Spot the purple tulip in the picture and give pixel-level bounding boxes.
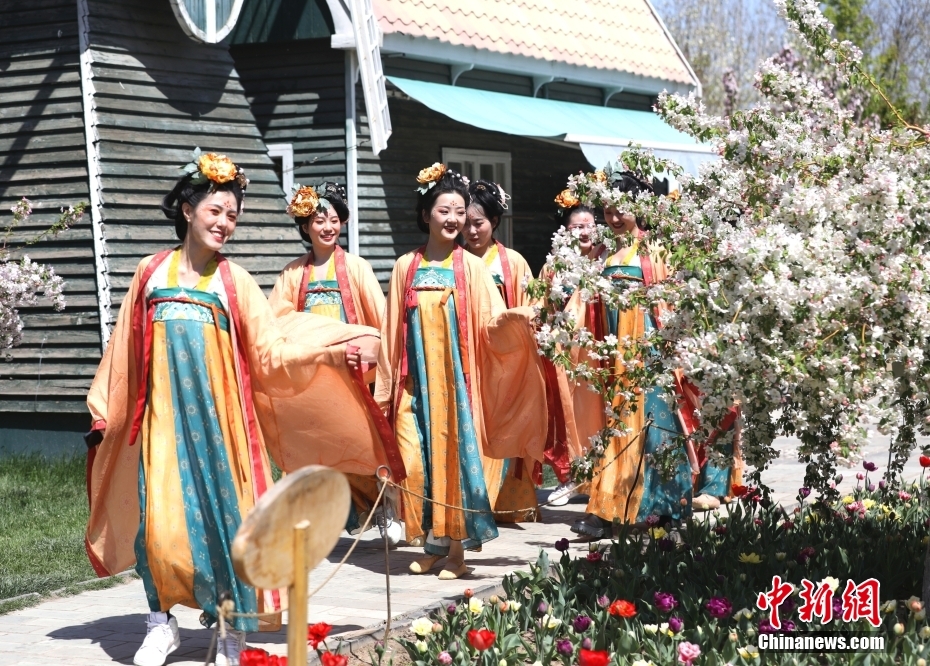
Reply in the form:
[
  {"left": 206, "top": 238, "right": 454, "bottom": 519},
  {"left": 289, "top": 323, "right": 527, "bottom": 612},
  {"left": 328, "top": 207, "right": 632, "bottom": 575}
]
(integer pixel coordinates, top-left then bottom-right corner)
[
  {"left": 556, "top": 639, "right": 573, "bottom": 656},
  {"left": 555, "top": 538, "right": 570, "bottom": 552},
  {"left": 573, "top": 615, "right": 592, "bottom": 633},
  {"left": 597, "top": 595, "right": 610, "bottom": 608},
  {"left": 781, "top": 597, "right": 796, "bottom": 613},
  {"left": 537, "top": 602, "right": 549, "bottom": 614},
  {"left": 654, "top": 592, "right": 679, "bottom": 613},
  {"left": 782, "top": 620, "right": 797, "bottom": 632},
  {"left": 658, "top": 538, "right": 675, "bottom": 552},
  {"left": 798, "top": 487, "right": 811, "bottom": 498},
  {"left": 438, "top": 652, "right": 453, "bottom": 665},
  {"left": 705, "top": 596, "right": 733, "bottom": 619},
  {"left": 758, "top": 619, "right": 778, "bottom": 634},
  {"left": 715, "top": 575, "right": 726, "bottom": 584},
  {"left": 447, "top": 604, "right": 457, "bottom": 614},
  {"left": 832, "top": 597, "right": 844, "bottom": 616},
  {"left": 867, "top": 483, "right": 876, "bottom": 492},
  {"left": 863, "top": 461, "right": 877, "bottom": 472},
  {"left": 669, "top": 616, "right": 683, "bottom": 633},
  {"left": 581, "top": 637, "right": 593, "bottom": 650},
  {"left": 645, "top": 514, "right": 660, "bottom": 526},
  {"left": 694, "top": 553, "right": 704, "bottom": 562},
  {"left": 879, "top": 480, "right": 887, "bottom": 490}
]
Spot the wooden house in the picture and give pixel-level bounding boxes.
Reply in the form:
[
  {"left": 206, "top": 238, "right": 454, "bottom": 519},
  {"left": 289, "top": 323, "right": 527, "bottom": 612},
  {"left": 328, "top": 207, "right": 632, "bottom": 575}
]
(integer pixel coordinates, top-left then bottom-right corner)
[{"left": 0, "top": 0, "right": 705, "bottom": 453}]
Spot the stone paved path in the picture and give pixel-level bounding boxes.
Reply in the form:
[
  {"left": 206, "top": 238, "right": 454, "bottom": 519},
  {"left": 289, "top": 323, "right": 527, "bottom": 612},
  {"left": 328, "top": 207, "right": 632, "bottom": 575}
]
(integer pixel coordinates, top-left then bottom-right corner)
[{"left": 1, "top": 434, "right": 926, "bottom": 665}]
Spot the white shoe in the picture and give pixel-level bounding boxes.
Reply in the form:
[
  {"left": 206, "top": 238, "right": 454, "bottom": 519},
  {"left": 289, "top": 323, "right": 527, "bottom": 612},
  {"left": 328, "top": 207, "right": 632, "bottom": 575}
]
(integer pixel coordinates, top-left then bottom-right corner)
[
  {"left": 547, "top": 482, "right": 578, "bottom": 507},
  {"left": 215, "top": 629, "right": 247, "bottom": 666},
  {"left": 693, "top": 493, "right": 721, "bottom": 511},
  {"left": 133, "top": 613, "right": 180, "bottom": 666},
  {"left": 375, "top": 507, "right": 402, "bottom": 547}
]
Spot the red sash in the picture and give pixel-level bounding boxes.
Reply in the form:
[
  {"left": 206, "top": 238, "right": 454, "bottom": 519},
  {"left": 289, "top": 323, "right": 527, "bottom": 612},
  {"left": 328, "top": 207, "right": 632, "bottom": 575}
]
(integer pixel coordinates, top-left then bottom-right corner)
[
  {"left": 295, "top": 246, "right": 359, "bottom": 324},
  {"left": 127, "top": 249, "right": 174, "bottom": 446},
  {"left": 495, "top": 240, "right": 515, "bottom": 308}
]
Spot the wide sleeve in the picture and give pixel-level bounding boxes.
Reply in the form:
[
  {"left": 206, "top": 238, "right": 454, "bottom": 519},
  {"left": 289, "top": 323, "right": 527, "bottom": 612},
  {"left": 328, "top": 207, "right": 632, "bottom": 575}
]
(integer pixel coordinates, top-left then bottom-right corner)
[
  {"left": 353, "top": 255, "right": 386, "bottom": 329},
  {"left": 508, "top": 250, "right": 533, "bottom": 308},
  {"left": 472, "top": 260, "right": 548, "bottom": 462},
  {"left": 234, "top": 268, "right": 347, "bottom": 397},
  {"left": 86, "top": 259, "right": 147, "bottom": 429},
  {"left": 373, "top": 256, "right": 409, "bottom": 412},
  {"left": 85, "top": 257, "right": 152, "bottom": 577},
  {"left": 267, "top": 256, "right": 304, "bottom": 318}
]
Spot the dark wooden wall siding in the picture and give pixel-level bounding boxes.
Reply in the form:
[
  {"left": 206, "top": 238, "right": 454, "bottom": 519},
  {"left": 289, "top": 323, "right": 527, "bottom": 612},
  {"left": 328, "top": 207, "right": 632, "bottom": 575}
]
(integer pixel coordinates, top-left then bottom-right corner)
[
  {"left": 85, "top": 0, "right": 302, "bottom": 312},
  {"left": 0, "top": 0, "right": 100, "bottom": 414},
  {"left": 356, "top": 89, "right": 590, "bottom": 286},
  {"left": 230, "top": 38, "right": 346, "bottom": 258},
  {"left": 383, "top": 57, "right": 450, "bottom": 85}
]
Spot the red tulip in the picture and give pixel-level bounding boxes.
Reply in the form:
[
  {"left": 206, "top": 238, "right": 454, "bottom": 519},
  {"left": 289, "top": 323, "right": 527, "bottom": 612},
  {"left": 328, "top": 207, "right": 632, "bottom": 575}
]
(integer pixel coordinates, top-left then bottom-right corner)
[
  {"left": 467, "top": 628, "right": 496, "bottom": 651},
  {"left": 730, "top": 484, "right": 748, "bottom": 497},
  {"left": 308, "top": 622, "right": 333, "bottom": 648},
  {"left": 920, "top": 455, "right": 930, "bottom": 468},
  {"left": 608, "top": 600, "right": 637, "bottom": 618},
  {"left": 241, "top": 649, "right": 282, "bottom": 666},
  {"left": 579, "top": 649, "right": 611, "bottom": 666},
  {"left": 320, "top": 653, "right": 347, "bottom": 666}
]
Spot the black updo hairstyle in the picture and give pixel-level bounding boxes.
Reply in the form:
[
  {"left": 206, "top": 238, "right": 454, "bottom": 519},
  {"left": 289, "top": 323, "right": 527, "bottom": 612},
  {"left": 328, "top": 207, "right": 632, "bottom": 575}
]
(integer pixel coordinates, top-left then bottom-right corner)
[
  {"left": 294, "top": 181, "right": 350, "bottom": 244},
  {"left": 415, "top": 169, "right": 470, "bottom": 233},
  {"left": 467, "top": 180, "right": 506, "bottom": 231},
  {"left": 607, "top": 171, "right": 655, "bottom": 230},
  {"left": 555, "top": 203, "right": 598, "bottom": 225},
  {"left": 161, "top": 174, "right": 245, "bottom": 241}
]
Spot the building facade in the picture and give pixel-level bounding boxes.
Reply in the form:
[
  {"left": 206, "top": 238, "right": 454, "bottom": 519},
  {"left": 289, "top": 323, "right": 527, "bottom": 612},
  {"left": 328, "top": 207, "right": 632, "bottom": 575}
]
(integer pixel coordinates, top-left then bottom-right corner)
[{"left": 0, "top": 0, "right": 702, "bottom": 453}]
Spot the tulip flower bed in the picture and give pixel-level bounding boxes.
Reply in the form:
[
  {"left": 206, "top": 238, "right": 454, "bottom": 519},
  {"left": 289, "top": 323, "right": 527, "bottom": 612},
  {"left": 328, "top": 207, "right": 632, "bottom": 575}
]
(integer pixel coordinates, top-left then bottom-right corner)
[{"left": 385, "top": 483, "right": 930, "bottom": 666}]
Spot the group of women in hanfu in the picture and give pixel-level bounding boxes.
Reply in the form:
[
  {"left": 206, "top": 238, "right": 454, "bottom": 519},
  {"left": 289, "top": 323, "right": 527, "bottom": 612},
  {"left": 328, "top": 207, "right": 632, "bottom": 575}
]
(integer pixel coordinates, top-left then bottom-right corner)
[{"left": 82, "top": 153, "right": 742, "bottom": 666}]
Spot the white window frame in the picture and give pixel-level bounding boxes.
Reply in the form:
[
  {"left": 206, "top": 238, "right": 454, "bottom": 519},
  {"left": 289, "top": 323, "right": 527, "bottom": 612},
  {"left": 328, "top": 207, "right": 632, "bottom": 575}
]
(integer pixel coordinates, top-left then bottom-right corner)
[
  {"left": 266, "top": 143, "right": 294, "bottom": 199},
  {"left": 441, "top": 148, "right": 513, "bottom": 247},
  {"left": 168, "top": 0, "right": 245, "bottom": 44}
]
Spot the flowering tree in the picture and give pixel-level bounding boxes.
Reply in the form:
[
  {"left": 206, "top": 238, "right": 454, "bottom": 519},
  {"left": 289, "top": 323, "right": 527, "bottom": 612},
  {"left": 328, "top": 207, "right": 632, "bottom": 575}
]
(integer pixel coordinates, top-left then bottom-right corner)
[
  {"left": 530, "top": 0, "right": 930, "bottom": 496},
  {"left": 1, "top": 198, "right": 85, "bottom": 353}
]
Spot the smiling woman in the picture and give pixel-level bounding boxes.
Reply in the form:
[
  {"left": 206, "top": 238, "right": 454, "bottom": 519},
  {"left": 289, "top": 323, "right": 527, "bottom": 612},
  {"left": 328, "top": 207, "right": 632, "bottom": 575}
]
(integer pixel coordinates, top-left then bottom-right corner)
[
  {"left": 83, "top": 152, "right": 376, "bottom": 666},
  {"left": 374, "top": 164, "right": 547, "bottom": 581}
]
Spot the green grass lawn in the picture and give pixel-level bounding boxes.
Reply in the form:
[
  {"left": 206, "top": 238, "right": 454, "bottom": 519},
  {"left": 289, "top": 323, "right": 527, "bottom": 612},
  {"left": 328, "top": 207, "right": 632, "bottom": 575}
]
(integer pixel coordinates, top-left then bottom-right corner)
[{"left": 0, "top": 455, "right": 98, "bottom": 602}]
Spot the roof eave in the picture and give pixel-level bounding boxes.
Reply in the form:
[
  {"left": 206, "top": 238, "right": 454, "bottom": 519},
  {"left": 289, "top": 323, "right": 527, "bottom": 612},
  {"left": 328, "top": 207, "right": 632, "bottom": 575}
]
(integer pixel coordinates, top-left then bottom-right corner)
[{"left": 380, "top": 32, "right": 697, "bottom": 98}]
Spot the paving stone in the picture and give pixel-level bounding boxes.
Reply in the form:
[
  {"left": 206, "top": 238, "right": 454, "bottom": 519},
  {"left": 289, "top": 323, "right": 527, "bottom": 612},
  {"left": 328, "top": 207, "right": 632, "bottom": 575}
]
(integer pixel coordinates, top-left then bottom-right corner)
[{"left": 4, "top": 435, "right": 925, "bottom": 664}]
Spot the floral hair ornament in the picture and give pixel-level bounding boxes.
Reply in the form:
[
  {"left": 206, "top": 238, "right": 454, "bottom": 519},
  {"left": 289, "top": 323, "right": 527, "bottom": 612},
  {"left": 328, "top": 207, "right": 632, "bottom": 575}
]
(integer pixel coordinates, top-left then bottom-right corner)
[
  {"left": 286, "top": 183, "right": 330, "bottom": 219},
  {"left": 182, "top": 147, "right": 248, "bottom": 191},
  {"left": 554, "top": 189, "right": 580, "bottom": 209},
  {"left": 416, "top": 162, "right": 447, "bottom": 194}
]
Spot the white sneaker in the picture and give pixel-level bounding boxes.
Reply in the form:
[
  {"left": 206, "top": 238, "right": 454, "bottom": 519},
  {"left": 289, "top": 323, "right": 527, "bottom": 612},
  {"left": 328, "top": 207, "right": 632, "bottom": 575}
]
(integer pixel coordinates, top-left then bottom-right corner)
[
  {"left": 375, "top": 507, "right": 402, "bottom": 547},
  {"left": 547, "top": 482, "right": 578, "bottom": 507},
  {"left": 133, "top": 613, "right": 180, "bottom": 666},
  {"left": 215, "top": 629, "right": 247, "bottom": 666}
]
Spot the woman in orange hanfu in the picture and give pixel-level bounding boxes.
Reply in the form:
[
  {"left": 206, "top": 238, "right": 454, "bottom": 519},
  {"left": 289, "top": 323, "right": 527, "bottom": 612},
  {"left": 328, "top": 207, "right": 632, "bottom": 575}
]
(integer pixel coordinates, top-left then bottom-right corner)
[
  {"left": 375, "top": 165, "right": 546, "bottom": 579},
  {"left": 540, "top": 195, "right": 598, "bottom": 508},
  {"left": 84, "top": 153, "right": 379, "bottom": 666},
  {"left": 268, "top": 182, "right": 400, "bottom": 544},
  {"left": 567, "top": 172, "right": 700, "bottom": 539},
  {"left": 461, "top": 179, "right": 538, "bottom": 523}
]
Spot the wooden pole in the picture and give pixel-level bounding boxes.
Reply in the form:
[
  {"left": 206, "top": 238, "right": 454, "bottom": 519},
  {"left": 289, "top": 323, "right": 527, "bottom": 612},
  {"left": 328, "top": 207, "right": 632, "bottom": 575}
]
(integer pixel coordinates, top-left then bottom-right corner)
[{"left": 288, "top": 520, "right": 311, "bottom": 666}]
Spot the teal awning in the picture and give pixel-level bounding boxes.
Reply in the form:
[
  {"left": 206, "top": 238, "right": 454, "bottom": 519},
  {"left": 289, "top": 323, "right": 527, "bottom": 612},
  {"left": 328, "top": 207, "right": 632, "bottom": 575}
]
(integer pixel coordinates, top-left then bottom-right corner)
[{"left": 387, "top": 76, "right": 716, "bottom": 175}]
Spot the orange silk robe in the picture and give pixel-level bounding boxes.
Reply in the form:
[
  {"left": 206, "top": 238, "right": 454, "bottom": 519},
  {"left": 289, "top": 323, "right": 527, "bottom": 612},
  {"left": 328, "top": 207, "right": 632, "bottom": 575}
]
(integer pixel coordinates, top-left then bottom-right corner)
[
  {"left": 86, "top": 253, "right": 383, "bottom": 588},
  {"left": 374, "top": 249, "right": 547, "bottom": 545}
]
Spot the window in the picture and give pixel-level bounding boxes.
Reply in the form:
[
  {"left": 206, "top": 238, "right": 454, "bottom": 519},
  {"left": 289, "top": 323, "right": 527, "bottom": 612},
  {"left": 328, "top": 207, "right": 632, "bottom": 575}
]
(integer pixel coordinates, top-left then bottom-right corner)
[
  {"left": 266, "top": 143, "right": 294, "bottom": 198},
  {"left": 169, "top": 0, "right": 245, "bottom": 43},
  {"left": 442, "top": 148, "right": 513, "bottom": 247}
]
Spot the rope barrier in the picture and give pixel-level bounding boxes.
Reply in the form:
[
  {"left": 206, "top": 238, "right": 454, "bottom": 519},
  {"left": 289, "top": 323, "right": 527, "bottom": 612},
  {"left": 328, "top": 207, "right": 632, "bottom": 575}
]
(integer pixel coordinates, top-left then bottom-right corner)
[{"left": 205, "top": 420, "right": 657, "bottom": 663}]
